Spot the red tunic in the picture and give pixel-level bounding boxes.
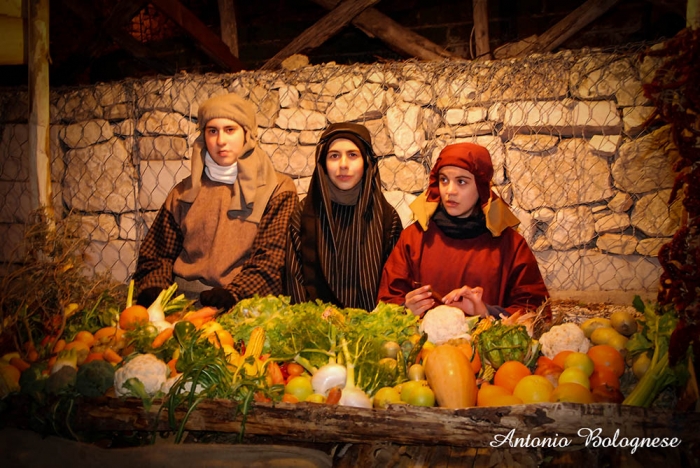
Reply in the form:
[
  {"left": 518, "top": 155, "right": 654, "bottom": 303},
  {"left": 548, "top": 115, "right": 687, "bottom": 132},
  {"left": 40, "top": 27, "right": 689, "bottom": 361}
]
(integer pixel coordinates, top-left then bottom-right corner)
[{"left": 377, "top": 222, "right": 549, "bottom": 315}]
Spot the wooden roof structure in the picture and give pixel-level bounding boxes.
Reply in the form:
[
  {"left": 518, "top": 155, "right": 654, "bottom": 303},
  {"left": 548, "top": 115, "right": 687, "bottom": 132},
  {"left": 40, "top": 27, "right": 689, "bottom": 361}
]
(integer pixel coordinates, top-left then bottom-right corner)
[{"left": 0, "top": 0, "right": 694, "bottom": 86}]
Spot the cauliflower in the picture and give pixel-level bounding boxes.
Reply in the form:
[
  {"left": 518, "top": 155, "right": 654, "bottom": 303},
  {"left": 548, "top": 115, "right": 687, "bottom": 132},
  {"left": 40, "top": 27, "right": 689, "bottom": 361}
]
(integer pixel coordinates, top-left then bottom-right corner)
[
  {"left": 161, "top": 374, "right": 205, "bottom": 395},
  {"left": 538, "top": 323, "right": 591, "bottom": 359},
  {"left": 113, "top": 353, "right": 169, "bottom": 398},
  {"left": 419, "top": 305, "right": 478, "bottom": 345}
]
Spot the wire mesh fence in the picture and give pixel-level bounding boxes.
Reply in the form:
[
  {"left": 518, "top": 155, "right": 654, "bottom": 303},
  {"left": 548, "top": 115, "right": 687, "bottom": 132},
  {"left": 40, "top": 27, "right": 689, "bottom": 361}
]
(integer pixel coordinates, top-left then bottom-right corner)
[{"left": 0, "top": 43, "right": 680, "bottom": 299}]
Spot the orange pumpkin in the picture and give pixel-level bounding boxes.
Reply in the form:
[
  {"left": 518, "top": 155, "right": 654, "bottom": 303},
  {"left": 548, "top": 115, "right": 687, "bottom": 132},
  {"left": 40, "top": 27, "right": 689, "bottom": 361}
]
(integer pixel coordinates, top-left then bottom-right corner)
[{"left": 423, "top": 344, "right": 477, "bottom": 408}]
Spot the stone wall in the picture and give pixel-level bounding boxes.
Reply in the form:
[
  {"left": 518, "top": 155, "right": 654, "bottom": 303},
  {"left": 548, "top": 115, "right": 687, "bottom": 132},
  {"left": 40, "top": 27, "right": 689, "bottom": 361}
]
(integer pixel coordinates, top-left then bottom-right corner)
[{"left": 0, "top": 49, "right": 679, "bottom": 301}]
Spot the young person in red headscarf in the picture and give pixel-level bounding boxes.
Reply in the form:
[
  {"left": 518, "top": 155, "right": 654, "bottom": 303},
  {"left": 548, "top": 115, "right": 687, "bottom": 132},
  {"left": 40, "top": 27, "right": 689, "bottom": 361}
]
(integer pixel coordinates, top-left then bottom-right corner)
[{"left": 377, "top": 142, "right": 548, "bottom": 318}]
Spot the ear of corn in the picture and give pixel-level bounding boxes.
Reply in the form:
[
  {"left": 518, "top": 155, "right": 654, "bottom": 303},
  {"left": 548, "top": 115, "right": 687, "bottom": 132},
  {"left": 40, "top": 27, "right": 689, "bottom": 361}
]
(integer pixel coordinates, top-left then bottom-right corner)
[{"left": 244, "top": 327, "right": 265, "bottom": 359}]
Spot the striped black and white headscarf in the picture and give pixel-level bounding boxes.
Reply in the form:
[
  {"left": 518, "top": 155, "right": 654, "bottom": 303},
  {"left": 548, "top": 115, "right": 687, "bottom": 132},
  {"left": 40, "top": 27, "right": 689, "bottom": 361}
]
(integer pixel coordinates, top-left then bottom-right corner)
[{"left": 299, "top": 122, "right": 396, "bottom": 310}]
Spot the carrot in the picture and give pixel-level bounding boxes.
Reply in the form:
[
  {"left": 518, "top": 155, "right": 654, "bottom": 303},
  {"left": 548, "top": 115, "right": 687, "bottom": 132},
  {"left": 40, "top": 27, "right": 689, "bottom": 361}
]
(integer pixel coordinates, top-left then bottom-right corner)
[
  {"left": 183, "top": 307, "right": 218, "bottom": 322},
  {"left": 104, "top": 348, "right": 123, "bottom": 364},
  {"left": 9, "top": 357, "right": 30, "bottom": 372},
  {"left": 326, "top": 387, "right": 342, "bottom": 405},
  {"left": 52, "top": 339, "right": 66, "bottom": 354},
  {"left": 167, "top": 358, "right": 178, "bottom": 377},
  {"left": 84, "top": 352, "right": 105, "bottom": 364},
  {"left": 151, "top": 328, "right": 174, "bottom": 348}
]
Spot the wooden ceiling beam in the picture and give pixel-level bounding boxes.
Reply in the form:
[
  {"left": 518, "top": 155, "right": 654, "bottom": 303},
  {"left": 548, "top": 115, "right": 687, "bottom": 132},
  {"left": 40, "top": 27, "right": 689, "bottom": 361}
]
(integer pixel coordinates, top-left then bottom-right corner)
[
  {"left": 310, "top": 0, "right": 460, "bottom": 61},
  {"left": 149, "top": 0, "right": 244, "bottom": 71},
  {"left": 515, "top": 0, "right": 621, "bottom": 57},
  {"left": 261, "top": 0, "right": 380, "bottom": 70}
]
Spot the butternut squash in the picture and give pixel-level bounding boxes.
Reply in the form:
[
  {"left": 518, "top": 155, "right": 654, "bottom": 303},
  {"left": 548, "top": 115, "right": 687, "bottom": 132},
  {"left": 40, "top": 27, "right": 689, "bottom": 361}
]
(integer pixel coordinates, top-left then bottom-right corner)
[{"left": 423, "top": 344, "right": 477, "bottom": 408}]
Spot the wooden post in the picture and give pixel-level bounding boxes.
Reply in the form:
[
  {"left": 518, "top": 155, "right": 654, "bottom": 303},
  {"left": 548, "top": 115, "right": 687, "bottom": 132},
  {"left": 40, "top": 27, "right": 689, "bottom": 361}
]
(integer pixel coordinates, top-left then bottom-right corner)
[
  {"left": 28, "top": 0, "right": 53, "bottom": 220},
  {"left": 473, "top": 0, "right": 491, "bottom": 59},
  {"left": 217, "top": 0, "right": 239, "bottom": 57}
]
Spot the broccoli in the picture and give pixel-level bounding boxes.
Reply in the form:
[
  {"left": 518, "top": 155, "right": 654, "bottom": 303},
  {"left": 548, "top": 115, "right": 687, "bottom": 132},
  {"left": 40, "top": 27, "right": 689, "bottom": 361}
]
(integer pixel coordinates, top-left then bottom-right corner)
[
  {"left": 19, "top": 363, "right": 49, "bottom": 400},
  {"left": 45, "top": 366, "right": 77, "bottom": 395},
  {"left": 75, "top": 360, "right": 115, "bottom": 398}
]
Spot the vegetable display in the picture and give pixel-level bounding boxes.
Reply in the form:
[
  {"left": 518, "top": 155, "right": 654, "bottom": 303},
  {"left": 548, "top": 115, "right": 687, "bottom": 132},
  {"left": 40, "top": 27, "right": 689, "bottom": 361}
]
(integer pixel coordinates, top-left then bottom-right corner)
[{"left": 0, "top": 287, "right": 696, "bottom": 443}]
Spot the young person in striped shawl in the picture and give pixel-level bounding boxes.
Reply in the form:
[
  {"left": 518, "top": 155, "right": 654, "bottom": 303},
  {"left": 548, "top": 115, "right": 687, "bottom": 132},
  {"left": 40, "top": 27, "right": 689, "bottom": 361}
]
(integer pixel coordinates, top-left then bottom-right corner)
[
  {"left": 285, "top": 122, "right": 403, "bottom": 311},
  {"left": 378, "top": 142, "right": 548, "bottom": 318},
  {"left": 133, "top": 93, "right": 297, "bottom": 312}
]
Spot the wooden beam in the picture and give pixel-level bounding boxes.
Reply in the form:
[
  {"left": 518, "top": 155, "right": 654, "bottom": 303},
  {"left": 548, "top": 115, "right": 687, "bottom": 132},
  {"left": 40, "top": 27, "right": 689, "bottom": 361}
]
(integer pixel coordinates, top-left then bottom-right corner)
[
  {"left": 261, "top": 0, "right": 380, "bottom": 70},
  {"left": 310, "top": 0, "right": 460, "bottom": 61},
  {"left": 472, "top": 0, "right": 491, "bottom": 59},
  {"left": 493, "top": 34, "right": 538, "bottom": 59},
  {"left": 516, "top": 0, "right": 621, "bottom": 56},
  {"left": 28, "top": 0, "right": 53, "bottom": 219},
  {"left": 217, "top": 0, "right": 239, "bottom": 57},
  {"left": 149, "top": 0, "right": 244, "bottom": 71}
]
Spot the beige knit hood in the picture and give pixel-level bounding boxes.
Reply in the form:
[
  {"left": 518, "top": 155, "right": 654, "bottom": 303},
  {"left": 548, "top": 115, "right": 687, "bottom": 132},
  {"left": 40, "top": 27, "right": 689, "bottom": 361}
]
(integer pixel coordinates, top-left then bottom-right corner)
[{"left": 179, "top": 93, "right": 278, "bottom": 224}]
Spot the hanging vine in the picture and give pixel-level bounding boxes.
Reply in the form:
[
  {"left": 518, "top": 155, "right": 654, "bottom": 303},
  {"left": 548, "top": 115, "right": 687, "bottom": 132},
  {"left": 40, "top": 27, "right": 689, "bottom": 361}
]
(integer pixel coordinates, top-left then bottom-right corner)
[{"left": 642, "top": 28, "right": 700, "bottom": 364}]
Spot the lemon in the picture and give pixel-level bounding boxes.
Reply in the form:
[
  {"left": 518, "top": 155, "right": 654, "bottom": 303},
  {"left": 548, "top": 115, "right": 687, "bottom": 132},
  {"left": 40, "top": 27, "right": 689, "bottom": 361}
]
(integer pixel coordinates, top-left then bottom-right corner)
[
  {"left": 373, "top": 387, "right": 402, "bottom": 408},
  {"left": 579, "top": 318, "right": 612, "bottom": 339},
  {"left": 610, "top": 310, "right": 638, "bottom": 337},
  {"left": 632, "top": 353, "right": 651, "bottom": 379},
  {"left": 607, "top": 333, "right": 629, "bottom": 353},
  {"left": 590, "top": 326, "right": 624, "bottom": 346}
]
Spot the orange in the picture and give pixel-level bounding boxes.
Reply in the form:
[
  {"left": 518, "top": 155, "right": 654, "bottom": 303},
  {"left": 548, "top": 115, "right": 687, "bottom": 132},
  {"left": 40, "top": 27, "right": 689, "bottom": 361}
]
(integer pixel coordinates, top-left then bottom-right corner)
[
  {"left": 550, "top": 382, "right": 593, "bottom": 404},
  {"left": 552, "top": 350, "right": 574, "bottom": 369},
  {"left": 74, "top": 330, "right": 95, "bottom": 347},
  {"left": 587, "top": 345, "right": 625, "bottom": 378},
  {"left": 477, "top": 383, "right": 512, "bottom": 407},
  {"left": 455, "top": 342, "right": 482, "bottom": 374},
  {"left": 513, "top": 375, "right": 554, "bottom": 403},
  {"left": 119, "top": 305, "right": 150, "bottom": 330},
  {"left": 494, "top": 361, "right": 531, "bottom": 393}
]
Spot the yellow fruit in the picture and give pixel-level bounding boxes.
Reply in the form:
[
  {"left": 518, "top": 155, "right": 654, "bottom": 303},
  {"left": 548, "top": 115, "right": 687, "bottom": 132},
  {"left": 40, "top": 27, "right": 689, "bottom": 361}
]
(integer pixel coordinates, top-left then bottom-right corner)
[
  {"left": 477, "top": 384, "right": 512, "bottom": 407},
  {"left": 610, "top": 310, "right": 638, "bottom": 336},
  {"left": 373, "top": 387, "right": 402, "bottom": 408},
  {"left": 400, "top": 379, "right": 429, "bottom": 403},
  {"left": 563, "top": 352, "right": 595, "bottom": 377},
  {"left": 306, "top": 393, "right": 326, "bottom": 404},
  {"left": 590, "top": 326, "right": 625, "bottom": 346},
  {"left": 607, "top": 334, "right": 629, "bottom": 353},
  {"left": 579, "top": 318, "right": 612, "bottom": 339},
  {"left": 550, "top": 382, "right": 593, "bottom": 404},
  {"left": 632, "top": 353, "right": 652, "bottom": 379},
  {"left": 558, "top": 367, "right": 590, "bottom": 390},
  {"left": 513, "top": 375, "right": 554, "bottom": 404}
]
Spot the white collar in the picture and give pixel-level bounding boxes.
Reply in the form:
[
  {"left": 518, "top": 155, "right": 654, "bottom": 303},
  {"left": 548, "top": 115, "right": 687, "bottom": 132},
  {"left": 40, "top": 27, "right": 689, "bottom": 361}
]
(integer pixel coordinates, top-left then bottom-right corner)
[{"left": 204, "top": 151, "right": 238, "bottom": 184}]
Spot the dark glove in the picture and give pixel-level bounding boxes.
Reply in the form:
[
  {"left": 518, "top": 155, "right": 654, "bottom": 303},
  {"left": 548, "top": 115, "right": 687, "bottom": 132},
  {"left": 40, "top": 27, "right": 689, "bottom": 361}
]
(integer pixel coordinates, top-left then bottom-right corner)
[
  {"left": 200, "top": 287, "right": 235, "bottom": 310},
  {"left": 136, "top": 287, "right": 162, "bottom": 307}
]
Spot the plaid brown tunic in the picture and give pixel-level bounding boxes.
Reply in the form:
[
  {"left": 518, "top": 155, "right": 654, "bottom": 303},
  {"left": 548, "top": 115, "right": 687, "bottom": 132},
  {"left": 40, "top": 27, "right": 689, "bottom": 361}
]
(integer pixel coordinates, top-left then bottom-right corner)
[{"left": 134, "top": 173, "right": 297, "bottom": 303}]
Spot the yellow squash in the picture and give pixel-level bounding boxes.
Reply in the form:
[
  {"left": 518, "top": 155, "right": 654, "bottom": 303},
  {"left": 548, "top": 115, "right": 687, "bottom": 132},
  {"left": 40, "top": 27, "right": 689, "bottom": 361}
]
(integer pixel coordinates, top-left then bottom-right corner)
[{"left": 423, "top": 344, "right": 477, "bottom": 409}]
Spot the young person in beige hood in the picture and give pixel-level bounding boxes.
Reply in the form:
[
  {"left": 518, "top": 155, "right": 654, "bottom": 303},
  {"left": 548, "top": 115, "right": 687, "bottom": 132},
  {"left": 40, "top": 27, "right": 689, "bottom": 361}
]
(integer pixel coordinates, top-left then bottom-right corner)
[{"left": 134, "top": 93, "right": 297, "bottom": 312}]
